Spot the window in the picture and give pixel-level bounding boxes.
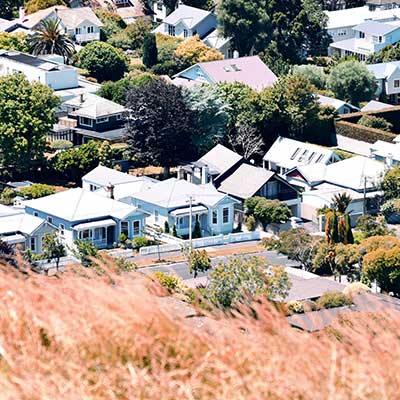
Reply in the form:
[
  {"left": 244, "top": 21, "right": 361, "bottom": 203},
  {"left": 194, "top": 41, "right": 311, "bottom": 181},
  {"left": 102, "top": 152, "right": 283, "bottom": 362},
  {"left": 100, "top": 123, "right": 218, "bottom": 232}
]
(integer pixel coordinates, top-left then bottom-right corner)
[
  {"left": 33, "top": 212, "right": 39, "bottom": 217},
  {"left": 89, "top": 184, "right": 99, "bottom": 192},
  {"left": 96, "top": 116, "right": 109, "bottom": 124},
  {"left": 133, "top": 220, "right": 140, "bottom": 236},
  {"left": 212, "top": 210, "right": 218, "bottom": 224},
  {"left": 359, "top": 31, "right": 365, "bottom": 38},
  {"left": 121, "top": 221, "right": 129, "bottom": 236},
  {"left": 183, "top": 29, "right": 189, "bottom": 38},
  {"left": 395, "top": 80, "right": 400, "bottom": 88},
  {"left": 338, "top": 29, "right": 347, "bottom": 36},
  {"left": 316, "top": 154, "right": 324, "bottom": 163},
  {"left": 87, "top": 26, "right": 94, "bottom": 33},
  {"left": 298, "top": 150, "right": 308, "bottom": 162},
  {"left": 116, "top": 114, "right": 122, "bottom": 120},
  {"left": 75, "top": 27, "right": 81, "bottom": 35},
  {"left": 79, "top": 117, "right": 93, "bottom": 127},
  {"left": 80, "top": 229, "right": 92, "bottom": 239},
  {"left": 168, "top": 24, "right": 175, "bottom": 36},
  {"left": 60, "top": 224, "right": 65, "bottom": 237},
  {"left": 155, "top": 210, "right": 159, "bottom": 223},
  {"left": 308, "top": 152, "right": 316, "bottom": 162},
  {"left": 94, "top": 227, "right": 105, "bottom": 240},
  {"left": 290, "top": 148, "right": 300, "bottom": 160},
  {"left": 30, "top": 237, "right": 36, "bottom": 252},
  {"left": 47, "top": 216, "right": 53, "bottom": 224},
  {"left": 222, "top": 208, "right": 229, "bottom": 224}
]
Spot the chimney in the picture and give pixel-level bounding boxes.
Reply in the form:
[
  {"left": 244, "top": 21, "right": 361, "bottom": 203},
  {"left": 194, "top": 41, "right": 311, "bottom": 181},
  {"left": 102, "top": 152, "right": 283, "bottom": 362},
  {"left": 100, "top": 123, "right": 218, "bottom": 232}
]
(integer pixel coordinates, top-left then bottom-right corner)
[
  {"left": 19, "top": 7, "right": 25, "bottom": 21},
  {"left": 79, "top": 93, "right": 84, "bottom": 103},
  {"left": 201, "top": 165, "right": 209, "bottom": 185},
  {"left": 106, "top": 182, "right": 115, "bottom": 199},
  {"left": 386, "top": 153, "right": 393, "bottom": 168}
]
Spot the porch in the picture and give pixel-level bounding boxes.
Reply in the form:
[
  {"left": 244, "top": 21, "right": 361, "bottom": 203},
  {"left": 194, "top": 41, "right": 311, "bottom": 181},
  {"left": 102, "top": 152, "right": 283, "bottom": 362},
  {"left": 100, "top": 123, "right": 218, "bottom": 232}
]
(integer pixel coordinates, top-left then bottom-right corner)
[
  {"left": 73, "top": 219, "right": 116, "bottom": 249},
  {"left": 170, "top": 206, "right": 209, "bottom": 236}
]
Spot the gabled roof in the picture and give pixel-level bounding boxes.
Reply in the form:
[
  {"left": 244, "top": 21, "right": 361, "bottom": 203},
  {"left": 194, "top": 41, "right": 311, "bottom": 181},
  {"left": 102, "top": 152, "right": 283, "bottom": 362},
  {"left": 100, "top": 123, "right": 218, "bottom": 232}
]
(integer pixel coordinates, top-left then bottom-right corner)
[
  {"left": 218, "top": 164, "right": 276, "bottom": 200},
  {"left": 264, "top": 137, "right": 337, "bottom": 170},
  {"left": 361, "top": 100, "right": 394, "bottom": 112},
  {"left": 366, "top": 60, "right": 400, "bottom": 79},
  {"left": 174, "top": 56, "right": 277, "bottom": 92},
  {"left": 197, "top": 144, "right": 243, "bottom": 177},
  {"left": 354, "top": 19, "right": 400, "bottom": 35},
  {"left": 133, "top": 178, "right": 237, "bottom": 209},
  {"left": 158, "top": 4, "right": 212, "bottom": 29},
  {"left": 65, "top": 93, "right": 125, "bottom": 119},
  {"left": 82, "top": 165, "right": 142, "bottom": 187},
  {"left": 0, "top": 213, "right": 48, "bottom": 236},
  {"left": 203, "top": 29, "right": 230, "bottom": 50},
  {"left": 371, "top": 139, "right": 400, "bottom": 160},
  {"left": 317, "top": 94, "right": 359, "bottom": 112},
  {"left": 24, "top": 188, "right": 140, "bottom": 222},
  {"left": 0, "top": 204, "right": 22, "bottom": 218}
]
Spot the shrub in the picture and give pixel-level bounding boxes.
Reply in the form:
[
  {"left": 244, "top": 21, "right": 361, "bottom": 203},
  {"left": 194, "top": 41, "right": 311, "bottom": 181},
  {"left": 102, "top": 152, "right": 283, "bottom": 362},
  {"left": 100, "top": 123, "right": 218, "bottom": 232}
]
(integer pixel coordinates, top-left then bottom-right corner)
[
  {"left": 164, "top": 221, "right": 170, "bottom": 234},
  {"left": 153, "top": 271, "right": 182, "bottom": 293},
  {"left": 49, "top": 140, "right": 73, "bottom": 150},
  {"left": 246, "top": 215, "right": 256, "bottom": 231},
  {"left": 0, "top": 187, "right": 17, "bottom": 205},
  {"left": 172, "top": 224, "right": 178, "bottom": 237},
  {"left": 118, "top": 233, "right": 127, "bottom": 244},
  {"left": 356, "top": 215, "right": 392, "bottom": 238},
  {"left": 19, "top": 184, "right": 56, "bottom": 199},
  {"left": 73, "top": 239, "right": 99, "bottom": 267},
  {"left": 114, "top": 257, "right": 137, "bottom": 274},
  {"left": 192, "top": 219, "right": 202, "bottom": 238},
  {"left": 261, "top": 237, "right": 279, "bottom": 250},
  {"left": 288, "top": 300, "right": 304, "bottom": 314},
  {"left": 343, "top": 282, "right": 370, "bottom": 297},
  {"left": 334, "top": 120, "right": 396, "bottom": 143},
  {"left": 133, "top": 236, "right": 150, "bottom": 249},
  {"left": 357, "top": 115, "right": 393, "bottom": 132},
  {"left": 316, "top": 291, "right": 352, "bottom": 309},
  {"left": 188, "top": 249, "right": 211, "bottom": 278}
]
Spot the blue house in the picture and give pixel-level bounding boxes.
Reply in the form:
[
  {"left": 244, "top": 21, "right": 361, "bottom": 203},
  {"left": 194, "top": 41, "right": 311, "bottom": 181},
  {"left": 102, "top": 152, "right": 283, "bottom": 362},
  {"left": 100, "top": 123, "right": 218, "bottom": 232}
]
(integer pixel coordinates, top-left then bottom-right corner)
[
  {"left": 121, "top": 178, "right": 240, "bottom": 237},
  {"left": 24, "top": 188, "right": 147, "bottom": 249}
]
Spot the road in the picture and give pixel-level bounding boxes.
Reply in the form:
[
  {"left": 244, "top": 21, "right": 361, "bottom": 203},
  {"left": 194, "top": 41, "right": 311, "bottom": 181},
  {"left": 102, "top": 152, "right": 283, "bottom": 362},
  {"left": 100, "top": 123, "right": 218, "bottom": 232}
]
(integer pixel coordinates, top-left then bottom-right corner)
[{"left": 140, "top": 250, "right": 300, "bottom": 280}]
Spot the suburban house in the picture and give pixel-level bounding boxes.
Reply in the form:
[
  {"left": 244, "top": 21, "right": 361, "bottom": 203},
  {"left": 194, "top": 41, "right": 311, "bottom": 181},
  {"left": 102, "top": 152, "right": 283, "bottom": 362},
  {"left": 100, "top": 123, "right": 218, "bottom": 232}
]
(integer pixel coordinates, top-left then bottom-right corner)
[
  {"left": 367, "top": 0, "right": 400, "bottom": 11},
  {"left": 24, "top": 188, "right": 148, "bottom": 249},
  {"left": 317, "top": 94, "right": 360, "bottom": 114},
  {"left": 153, "top": 4, "right": 216, "bottom": 39},
  {"left": 172, "top": 56, "right": 278, "bottom": 92},
  {"left": 50, "top": 93, "right": 127, "bottom": 144},
  {"left": 0, "top": 204, "right": 56, "bottom": 253},
  {"left": 325, "top": 5, "right": 400, "bottom": 45},
  {"left": 367, "top": 61, "right": 400, "bottom": 103},
  {"left": 125, "top": 178, "right": 240, "bottom": 237},
  {"left": 263, "top": 137, "right": 340, "bottom": 177},
  {"left": 177, "top": 144, "right": 244, "bottom": 186},
  {"left": 361, "top": 99, "right": 394, "bottom": 111},
  {"left": 370, "top": 136, "right": 400, "bottom": 165},
  {"left": 151, "top": 0, "right": 169, "bottom": 22},
  {"left": 7, "top": 6, "right": 103, "bottom": 44},
  {"left": 0, "top": 50, "right": 78, "bottom": 90},
  {"left": 217, "top": 163, "right": 301, "bottom": 217},
  {"left": 203, "top": 29, "right": 233, "bottom": 59},
  {"left": 82, "top": 165, "right": 158, "bottom": 194},
  {"left": 329, "top": 19, "right": 400, "bottom": 60}
]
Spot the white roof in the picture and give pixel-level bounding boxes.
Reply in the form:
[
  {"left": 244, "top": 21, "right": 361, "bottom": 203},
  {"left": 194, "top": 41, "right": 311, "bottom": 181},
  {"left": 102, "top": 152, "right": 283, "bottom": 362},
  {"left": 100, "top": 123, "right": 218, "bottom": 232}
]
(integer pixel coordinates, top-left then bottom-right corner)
[
  {"left": 24, "top": 188, "right": 140, "bottom": 222},
  {"left": 133, "top": 178, "right": 236, "bottom": 208},
  {"left": 335, "top": 134, "right": 372, "bottom": 157},
  {"left": 73, "top": 219, "right": 116, "bottom": 231},
  {"left": 264, "top": 137, "right": 337, "bottom": 170},
  {"left": 361, "top": 100, "right": 394, "bottom": 112},
  {"left": 371, "top": 140, "right": 400, "bottom": 160},
  {"left": 317, "top": 94, "right": 359, "bottom": 112},
  {"left": 155, "top": 4, "right": 212, "bottom": 29},
  {"left": 366, "top": 61, "right": 400, "bottom": 79},
  {"left": 325, "top": 6, "right": 400, "bottom": 30},
  {"left": 0, "top": 213, "right": 47, "bottom": 235},
  {"left": 203, "top": 29, "right": 230, "bottom": 50},
  {"left": 82, "top": 165, "right": 142, "bottom": 187},
  {"left": 94, "top": 178, "right": 159, "bottom": 200},
  {"left": 197, "top": 144, "right": 243, "bottom": 176},
  {"left": 0, "top": 204, "right": 22, "bottom": 218},
  {"left": 65, "top": 93, "right": 125, "bottom": 119}
]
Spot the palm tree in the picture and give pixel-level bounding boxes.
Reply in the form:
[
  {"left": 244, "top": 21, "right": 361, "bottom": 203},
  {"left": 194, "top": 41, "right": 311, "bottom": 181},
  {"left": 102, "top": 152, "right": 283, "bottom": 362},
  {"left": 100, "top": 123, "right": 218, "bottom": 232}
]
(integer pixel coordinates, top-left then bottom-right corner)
[
  {"left": 28, "top": 18, "right": 75, "bottom": 63},
  {"left": 331, "top": 193, "right": 352, "bottom": 214}
]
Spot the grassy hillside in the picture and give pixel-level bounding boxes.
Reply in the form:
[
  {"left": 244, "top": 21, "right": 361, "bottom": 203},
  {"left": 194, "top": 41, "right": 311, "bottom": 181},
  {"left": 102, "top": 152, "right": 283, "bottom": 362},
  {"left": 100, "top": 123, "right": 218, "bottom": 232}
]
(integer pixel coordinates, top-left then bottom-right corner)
[{"left": 0, "top": 261, "right": 399, "bottom": 399}]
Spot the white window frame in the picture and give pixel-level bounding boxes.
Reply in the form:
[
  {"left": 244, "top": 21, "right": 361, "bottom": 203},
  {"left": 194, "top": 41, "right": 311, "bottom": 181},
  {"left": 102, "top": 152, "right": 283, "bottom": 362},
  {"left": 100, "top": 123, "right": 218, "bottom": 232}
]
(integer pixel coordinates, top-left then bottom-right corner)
[
  {"left": 154, "top": 210, "right": 159, "bottom": 224},
  {"left": 33, "top": 212, "right": 39, "bottom": 217},
  {"left": 394, "top": 79, "right": 400, "bottom": 88},
  {"left": 212, "top": 210, "right": 218, "bottom": 225},
  {"left": 30, "top": 237, "right": 36, "bottom": 252},
  {"left": 47, "top": 216, "right": 53, "bottom": 224},
  {"left": 79, "top": 116, "right": 93, "bottom": 127},
  {"left": 222, "top": 207, "right": 229, "bottom": 224},
  {"left": 96, "top": 116, "right": 109, "bottom": 124},
  {"left": 120, "top": 221, "right": 129, "bottom": 236},
  {"left": 116, "top": 114, "right": 122, "bottom": 120},
  {"left": 133, "top": 220, "right": 140, "bottom": 236},
  {"left": 168, "top": 24, "right": 175, "bottom": 36},
  {"left": 87, "top": 26, "right": 94, "bottom": 34},
  {"left": 75, "top": 27, "right": 81, "bottom": 35},
  {"left": 60, "top": 223, "right": 65, "bottom": 237}
]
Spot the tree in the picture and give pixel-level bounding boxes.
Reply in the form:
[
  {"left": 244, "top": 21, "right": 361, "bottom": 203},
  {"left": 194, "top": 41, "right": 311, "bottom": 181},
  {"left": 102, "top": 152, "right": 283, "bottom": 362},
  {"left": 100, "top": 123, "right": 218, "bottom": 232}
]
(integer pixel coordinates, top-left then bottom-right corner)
[
  {"left": 339, "top": 213, "right": 354, "bottom": 245},
  {"left": 206, "top": 256, "right": 291, "bottom": 308},
  {"left": 356, "top": 215, "right": 393, "bottom": 238},
  {"left": 382, "top": 167, "right": 400, "bottom": 200},
  {"left": 28, "top": 18, "right": 75, "bottom": 63},
  {"left": 0, "top": 238, "right": 16, "bottom": 267},
  {"left": 164, "top": 221, "right": 170, "bottom": 234},
  {"left": 228, "top": 124, "right": 264, "bottom": 159},
  {"left": 0, "top": 188, "right": 17, "bottom": 205},
  {"left": 142, "top": 33, "right": 158, "bottom": 68},
  {"left": 218, "top": 0, "right": 270, "bottom": 56},
  {"left": 332, "top": 193, "right": 352, "bottom": 214},
  {"left": 327, "top": 61, "right": 376, "bottom": 106},
  {"left": 78, "top": 42, "right": 127, "bottom": 82},
  {"left": 363, "top": 246, "right": 400, "bottom": 296},
  {"left": 292, "top": 64, "right": 327, "bottom": 90},
  {"left": 0, "top": 0, "right": 23, "bottom": 19},
  {"left": 19, "top": 184, "right": 56, "bottom": 199},
  {"left": 73, "top": 239, "right": 99, "bottom": 267},
  {"left": 108, "top": 17, "right": 151, "bottom": 51},
  {"left": 0, "top": 32, "right": 28, "bottom": 52},
  {"left": 125, "top": 79, "right": 195, "bottom": 177},
  {"left": 174, "top": 35, "right": 223, "bottom": 64},
  {"left": 99, "top": 141, "right": 113, "bottom": 168},
  {"left": 192, "top": 218, "right": 202, "bottom": 238},
  {"left": 357, "top": 115, "right": 393, "bottom": 132},
  {"left": 274, "top": 228, "right": 323, "bottom": 271},
  {"left": 0, "top": 74, "right": 60, "bottom": 175},
  {"left": 367, "top": 42, "right": 400, "bottom": 64},
  {"left": 325, "top": 210, "right": 339, "bottom": 244},
  {"left": 97, "top": 73, "right": 156, "bottom": 105},
  {"left": 187, "top": 249, "right": 210, "bottom": 278},
  {"left": 25, "top": 0, "right": 65, "bottom": 14},
  {"left": 96, "top": 9, "right": 126, "bottom": 40},
  {"left": 183, "top": 85, "right": 229, "bottom": 154},
  {"left": 42, "top": 232, "right": 66, "bottom": 269}
]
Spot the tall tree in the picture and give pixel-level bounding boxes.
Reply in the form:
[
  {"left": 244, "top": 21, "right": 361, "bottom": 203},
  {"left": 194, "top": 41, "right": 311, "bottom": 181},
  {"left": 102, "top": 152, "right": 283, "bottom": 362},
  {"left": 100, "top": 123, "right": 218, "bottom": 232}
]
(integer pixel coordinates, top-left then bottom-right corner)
[
  {"left": 28, "top": 18, "right": 75, "bottom": 63},
  {"left": 0, "top": 0, "right": 23, "bottom": 19},
  {"left": 125, "top": 79, "right": 196, "bottom": 176},
  {"left": 142, "top": 32, "right": 158, "bottom": 68},
  {"left": 218, "top": 0, "right": 271, "bottom": 56},
  {"left": 25, "top": 0, "right": 65, "bottom": 14},
  {"left": 0, "top": 74, "right": 60, "bottom": 175}
]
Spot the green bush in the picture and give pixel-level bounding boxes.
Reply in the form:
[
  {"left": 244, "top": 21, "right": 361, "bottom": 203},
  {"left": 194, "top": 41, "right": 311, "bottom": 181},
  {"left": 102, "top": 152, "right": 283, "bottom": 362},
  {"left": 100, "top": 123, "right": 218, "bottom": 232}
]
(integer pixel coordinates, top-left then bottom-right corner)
[
  {"left": 118, "top": 233, "right": 127, "bottom": 244},
  {"left": 288, "top": 300, "right": 304, "bottom": 314},
  {"left": 114, "top": 257, "right": 137, "bottom": 274},
  {"left": 153, "top": 271, "right": 181, "bottom": 293},
  {"left": 19, "top": 184, "right": 56, "bottom": 199},
  {"left": 357, "top": 115, "right": 393, "bottom": 132},
  {"left": 316, "top": 291, "right": 352, "bottom": 309},
  {"left": 164, "top": 220, "right": 170, "bottom": 234},
  {"left": 0, "top": 187, "right": 17, "bottom": 205},
  {"left": 50, "top": 140, "right": 73, "bottom": 150},
  {"left": 261, "top": 237, "right": 279, "bottom": 250},
  {"left": 246, "top": 215, "right": 256, "bottom": 231},
  {"left": 172, "top": 224, "right": 178, "bottom": 237},
  {"left": 133, "top": 236, "right": 150, "bottom": 249}
]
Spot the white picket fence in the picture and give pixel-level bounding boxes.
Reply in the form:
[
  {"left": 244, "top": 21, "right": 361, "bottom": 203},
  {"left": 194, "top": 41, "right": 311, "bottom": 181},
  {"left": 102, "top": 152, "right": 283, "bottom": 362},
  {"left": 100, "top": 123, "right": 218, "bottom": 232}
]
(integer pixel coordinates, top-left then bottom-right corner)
[{"left": 139, "top": 231, "right": 260, "bottom": 256}]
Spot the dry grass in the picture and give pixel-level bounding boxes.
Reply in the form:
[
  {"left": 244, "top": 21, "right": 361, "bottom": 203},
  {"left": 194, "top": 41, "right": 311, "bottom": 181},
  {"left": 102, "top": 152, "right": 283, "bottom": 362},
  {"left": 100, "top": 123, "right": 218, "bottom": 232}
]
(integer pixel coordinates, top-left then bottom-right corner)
[{"left": 0, "top": 261, "right": 400, "bottom": 399}]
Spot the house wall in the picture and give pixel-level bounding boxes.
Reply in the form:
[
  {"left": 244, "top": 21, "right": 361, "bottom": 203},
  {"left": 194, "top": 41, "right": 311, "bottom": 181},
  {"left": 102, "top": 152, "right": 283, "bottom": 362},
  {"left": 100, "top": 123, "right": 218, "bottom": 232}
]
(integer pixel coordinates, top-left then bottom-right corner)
[
  {"left": 70, "top": 20, "right": 101, "bottom": 42},
  {"left": 28, "top": 223, "right": 58, "bottom": 254},
  {"left": 177, "top": 65, "right": 212, "bottom": 83},
  {"left": 328, "top": 26, "right": 356, "bottom": 43},
  {"left": 193, "top": 13, "right": 217, "bottom": 39},
  {"left": 385, "top": 67, "right": 400, "bottom": 95},
  {"left": 75, "top": 114, "right": 124, "bottom": 132}
]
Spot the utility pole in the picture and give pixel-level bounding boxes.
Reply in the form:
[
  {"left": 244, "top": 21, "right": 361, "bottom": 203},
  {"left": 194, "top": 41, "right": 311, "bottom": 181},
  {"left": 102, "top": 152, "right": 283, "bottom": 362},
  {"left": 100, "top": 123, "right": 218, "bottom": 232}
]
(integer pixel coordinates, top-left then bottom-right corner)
[
  {"left": 363, "top": 176, "right": 367, "bottom": 215},
  {"left": 188, "top": 195, "right": 193, "bottom": 253}
]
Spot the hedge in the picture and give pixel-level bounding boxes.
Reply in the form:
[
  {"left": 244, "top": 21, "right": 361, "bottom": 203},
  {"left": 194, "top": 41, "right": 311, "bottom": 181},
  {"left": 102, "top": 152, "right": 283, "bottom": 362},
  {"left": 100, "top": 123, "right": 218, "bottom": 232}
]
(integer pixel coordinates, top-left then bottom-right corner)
[{"left": 335, "top": 120, "right": 396, "bottom": 143}]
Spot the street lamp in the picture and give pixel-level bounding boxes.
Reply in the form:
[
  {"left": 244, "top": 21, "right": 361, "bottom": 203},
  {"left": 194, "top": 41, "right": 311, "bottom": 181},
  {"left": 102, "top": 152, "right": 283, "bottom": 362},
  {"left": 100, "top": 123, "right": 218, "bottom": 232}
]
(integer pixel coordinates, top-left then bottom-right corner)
[{"left": 186, "top": 195, "right": 195, "bottom": 253}]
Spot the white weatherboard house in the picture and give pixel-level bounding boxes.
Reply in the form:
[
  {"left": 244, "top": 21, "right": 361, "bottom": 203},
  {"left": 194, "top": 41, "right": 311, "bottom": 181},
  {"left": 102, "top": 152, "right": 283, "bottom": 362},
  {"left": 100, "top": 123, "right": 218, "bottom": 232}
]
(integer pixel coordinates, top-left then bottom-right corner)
[
  {"left": 24, "top": 188, "right": 148, "bottom": 249},
  {"left": 370, "top": 136, "right": 400, "bottom": 166},
  {"left": 0, "top": 204, "right": 56, "bottom": 253},
  {"left": 153, "top": 4, "right": 216, "bottom": 39},
  {"left": 126, "top": 178, "right": 240, "bottom": 237},
  {"left": 263, "top": 137, "right": 340, "bottom": 177},
  {"left": 172, "top": 56, "right": 278, "bottom": 92},
  {"left": 367, "top": 61, "right": 400, "bottom": 104},
  {"left": 329, "top": 19, "right": 400, "bottom": 60},
  {"left": 317, "top": 94, "right": 360, "bottom": 114}
]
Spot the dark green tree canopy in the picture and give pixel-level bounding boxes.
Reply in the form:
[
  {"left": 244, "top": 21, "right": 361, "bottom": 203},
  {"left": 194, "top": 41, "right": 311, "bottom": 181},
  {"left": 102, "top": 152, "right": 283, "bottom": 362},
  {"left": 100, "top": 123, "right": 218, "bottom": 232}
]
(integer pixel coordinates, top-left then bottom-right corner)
[
  {"left": 125, "top": 79, "right": 196, "bottom": 175},
  {"left": 142, "top": 33, "right": 158, "bottom": 68}
]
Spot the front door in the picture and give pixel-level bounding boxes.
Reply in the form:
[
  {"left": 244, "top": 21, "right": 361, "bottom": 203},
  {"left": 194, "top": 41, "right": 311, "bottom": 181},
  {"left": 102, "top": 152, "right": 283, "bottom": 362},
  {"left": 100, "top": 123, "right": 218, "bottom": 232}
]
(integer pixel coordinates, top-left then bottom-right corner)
[{"left": 106, "top": 226, "right": 115, "bottom": 246}]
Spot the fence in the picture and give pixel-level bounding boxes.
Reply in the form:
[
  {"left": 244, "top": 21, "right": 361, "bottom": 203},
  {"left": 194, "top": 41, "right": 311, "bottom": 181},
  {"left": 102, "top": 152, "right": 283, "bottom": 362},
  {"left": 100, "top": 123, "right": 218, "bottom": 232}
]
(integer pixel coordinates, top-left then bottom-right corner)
[{"left": 139, "top": 231, "right": 260, "bottom": 256}]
